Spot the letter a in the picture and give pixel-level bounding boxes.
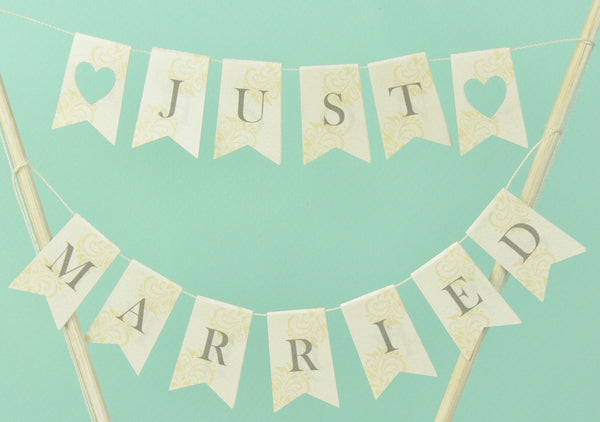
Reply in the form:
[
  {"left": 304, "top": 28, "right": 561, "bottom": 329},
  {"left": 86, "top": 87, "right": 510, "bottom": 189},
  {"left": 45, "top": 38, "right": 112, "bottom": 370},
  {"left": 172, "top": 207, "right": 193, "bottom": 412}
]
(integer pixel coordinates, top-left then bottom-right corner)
[{"left": 116, "top": 298, "right": 146, "bottom": 333}]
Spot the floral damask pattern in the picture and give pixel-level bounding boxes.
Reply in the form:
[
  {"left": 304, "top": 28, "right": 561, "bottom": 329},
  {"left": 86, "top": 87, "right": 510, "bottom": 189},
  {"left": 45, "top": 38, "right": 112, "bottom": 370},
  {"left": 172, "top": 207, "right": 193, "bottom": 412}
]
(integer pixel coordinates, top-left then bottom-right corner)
[
  {"left": 132, "top": 104, "right": 179, "bottom": 147},
  {"left": 363, "top": 346, "right": 407, "bottom": 398},
  {"left": 168, "top": 55, "right": 210, "bottom": 96},
  {"left": 322, "top": 65, "right": 362, "bottom": 106},
  {"left": 170, "top": 347, "right": 216, "bottom": 389},
  {"left": 271, "top": 364, "right": 311, "bottom": 412},
  {"left": 487, "top": 189, "right": 532, "bottom": 233}
]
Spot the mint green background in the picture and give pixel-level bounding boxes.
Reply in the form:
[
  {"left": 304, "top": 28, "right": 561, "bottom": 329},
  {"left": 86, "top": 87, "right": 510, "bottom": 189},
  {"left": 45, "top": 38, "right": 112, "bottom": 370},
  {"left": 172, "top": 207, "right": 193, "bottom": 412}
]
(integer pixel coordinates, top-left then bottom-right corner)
[{"left": 0, "top": 1, "right": 598, "bottom": 420}]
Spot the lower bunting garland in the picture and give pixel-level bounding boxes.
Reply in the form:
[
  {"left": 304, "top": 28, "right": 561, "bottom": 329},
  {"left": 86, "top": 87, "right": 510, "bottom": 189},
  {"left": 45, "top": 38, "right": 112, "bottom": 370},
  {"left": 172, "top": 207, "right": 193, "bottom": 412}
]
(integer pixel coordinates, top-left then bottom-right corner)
[{"left": 8, "top": 187, "right": 585, "bottom": 411}]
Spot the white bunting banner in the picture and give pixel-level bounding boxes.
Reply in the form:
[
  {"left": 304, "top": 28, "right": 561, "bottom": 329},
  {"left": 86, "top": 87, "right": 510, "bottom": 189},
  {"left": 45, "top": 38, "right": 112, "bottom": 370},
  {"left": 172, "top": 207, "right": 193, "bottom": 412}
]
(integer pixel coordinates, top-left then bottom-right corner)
[
  {"left": 300, "top": 64, "right": 370, "bottom": 164},
  {"left": 10, "top": 214, "right": 120, "bottom": 328},
  {"left": 368, "top": 53, "right": 451, "bottom": 159},
  {"left": 132, "top": 47, "right": 210, "bottom": 157},
  {"left": 451, "top": 48, "right": 527, "bottom": 155},
  {"left": 53, "top": 33, "right": 131, "bottom": 144},
  {"left": 412, "top": 243, "right": 521, "bottom": 359},
  {"left": 267, "top": 308, "right": 339, "bottom": 412},
  {"left": 170, "top": 296, "right": 253, "bottom": 408},
  {"left": 86, "top": 260, "right": 182, "bottom": 375},
  {"left": 214, "top": 59, "right": 282, "bottom": 164},
  {"left": 341, "top": 285, "right": 436, "bottom": 399},
  {"left": 467, "top": 188, "right": 586, "bottom": 301}
]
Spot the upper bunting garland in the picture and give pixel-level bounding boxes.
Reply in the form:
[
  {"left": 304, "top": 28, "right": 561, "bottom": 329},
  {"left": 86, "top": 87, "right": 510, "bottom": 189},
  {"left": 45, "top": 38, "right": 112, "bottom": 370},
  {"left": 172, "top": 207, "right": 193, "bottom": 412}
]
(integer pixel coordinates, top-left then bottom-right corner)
[{"left": 53, "top": 32, "right": 532, "bottom": 162}]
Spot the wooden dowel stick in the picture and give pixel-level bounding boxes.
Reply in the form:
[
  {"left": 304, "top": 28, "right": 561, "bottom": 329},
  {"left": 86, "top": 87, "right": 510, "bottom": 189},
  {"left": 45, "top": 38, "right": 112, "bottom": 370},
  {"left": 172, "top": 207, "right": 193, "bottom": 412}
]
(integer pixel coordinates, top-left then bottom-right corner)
[
  {"left": 435, "top": 1, "right": 600, "bottom": 421},
  {"left": 0, "top": 73, "right": 111, "bottom": 422}
]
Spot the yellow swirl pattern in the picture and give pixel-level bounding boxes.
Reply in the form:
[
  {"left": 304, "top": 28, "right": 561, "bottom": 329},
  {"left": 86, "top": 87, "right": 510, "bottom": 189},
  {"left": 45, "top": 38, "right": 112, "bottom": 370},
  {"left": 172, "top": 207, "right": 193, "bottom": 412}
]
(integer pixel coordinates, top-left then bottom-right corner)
[
  {"left": 322, "top": 65, "right": 362, "bottom": 106},
  {"left": 363, "top": 346, "right": 406, "bottom": 398},
  {"left": 11, "top": 258, "right": 66, "bottom": 299},
  {"left": 170, "top": 347, "right": 216, "bottom": 389},
  {"left": 53, "top": 88, "right": 97, "bottom": 127},
  {"left": 75, "top": 232, "right": 119, "bottom": 269},
  {"left": 168, "top": 55, "right": 210, "bottom": 96},
  {"left": 271, "top": 364, "right": 311, "bottom": 412},
  {"left": 364, "top": 287, "right": 406, "bottom": 327},
  {"left": 392, "top": 53, "right": 433, "bottom": 91},
  {"left": 433, "top": 244, "right": 478, "bottom": 285},
  {"left": 446, "top": 306, "right": 490, "bottom": 356},
  {"left": 214, "top": 115, "right": 259, "bottom": 158},
  {"left": 85, "top": 306, "right": 133, "bottom": 346},
  {"left": 132, "top": 104, "right": 179, "bottom": 147},
  {"left": 457, "top": 110, "right": 500, "bottom": 154},
  {"left": 286, "top": 309, "right": 328, "bottom": 347},
  {"left": 513, "top": 246, "right": 556, "bottom": 299},
  {"left": 473, "top": 49, "right": 515, "bottom": 86},
  {"left": 381, "top": 113, "right": 425, "bottom": 158},
  {"left": 303, "top": 121, "right": 345, "bottom": 164},
  {"left": 210, "top": 306, "right": 251, "bottom": 346},
  {"left": 138, "top": 276, "right": 181, "bottom": 316},
  {"left": 433, "top": 249, "right": 491, "bottom": 357},
  {"left": 242, "top": 63, "right": 281, "bottom": 105},
  {"left": 89, "top": 43, "right": 130, "bottom": 80},
  {"left": 487, "top": 189, "right": 532, "bottom": 233}
]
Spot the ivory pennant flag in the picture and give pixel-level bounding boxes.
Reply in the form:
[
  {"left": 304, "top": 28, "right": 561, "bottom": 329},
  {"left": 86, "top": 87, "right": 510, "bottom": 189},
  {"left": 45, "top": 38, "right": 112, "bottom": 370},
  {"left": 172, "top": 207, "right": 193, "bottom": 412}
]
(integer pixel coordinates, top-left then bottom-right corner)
[
  {"left": 10, "top": 214, "right": 120, "bottom": 328},
  {"left": 132, "top": 47, "right": 210, "bottom": 157},
  {"left": 170, "top": 296, "right": 253, "bottom": 408},
  {"left": 341, "top": 285, "right": 436, "bottom": 399},
  {"left": 300, "top": 64, "right": 370, "bottom": 164},
  {"left": 451, "top": 48, "right": 527, "bottom": 155},
  {"left": 412, "top": 243, "right": 520, "bottom": 359},
  {"left": 214, "top": 59, "right": 282, "bottom": 164},
  {"left": 53, "top": 33, "right": 131, "bottom": 144},
  {"left": 368, "top": 53, "right": 451, "bottom": 158},
  {"left": 467, "top": 188, "right": 586, "bottom": 301},
  {"left": 267, "top": 308, "right": 339, "bottom": 412},
  {"left": 86, "top": 260, "right": 182, "bottom": 375}
]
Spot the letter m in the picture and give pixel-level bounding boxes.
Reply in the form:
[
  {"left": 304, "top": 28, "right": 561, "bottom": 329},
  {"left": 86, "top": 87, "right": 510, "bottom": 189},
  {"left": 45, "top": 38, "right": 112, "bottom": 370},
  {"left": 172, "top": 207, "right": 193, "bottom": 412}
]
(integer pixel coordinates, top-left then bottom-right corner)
[{"left": 46, "top": 242, "right": 96, "bottom": 291}]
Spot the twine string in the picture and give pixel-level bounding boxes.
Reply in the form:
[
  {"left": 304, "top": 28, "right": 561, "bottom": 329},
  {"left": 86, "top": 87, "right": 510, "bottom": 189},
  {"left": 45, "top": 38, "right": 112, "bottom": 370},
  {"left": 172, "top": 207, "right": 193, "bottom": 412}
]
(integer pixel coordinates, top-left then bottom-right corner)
[
  {"left": 0, "top": 8, "right": 592, "bottom": 69},
  {"left": 0, "top": 129, "right": 40, "bottom": 253}
]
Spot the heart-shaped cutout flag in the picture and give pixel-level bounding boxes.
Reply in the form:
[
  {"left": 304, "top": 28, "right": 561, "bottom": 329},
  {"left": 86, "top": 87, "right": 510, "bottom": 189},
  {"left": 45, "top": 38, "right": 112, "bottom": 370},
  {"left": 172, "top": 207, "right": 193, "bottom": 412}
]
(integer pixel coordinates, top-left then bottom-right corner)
[
  {"left": 75, "top": 62, "right": 116, "bottom": 104},
  {"left": 464, "top": 76, "right": 507, "bottom": 118}
]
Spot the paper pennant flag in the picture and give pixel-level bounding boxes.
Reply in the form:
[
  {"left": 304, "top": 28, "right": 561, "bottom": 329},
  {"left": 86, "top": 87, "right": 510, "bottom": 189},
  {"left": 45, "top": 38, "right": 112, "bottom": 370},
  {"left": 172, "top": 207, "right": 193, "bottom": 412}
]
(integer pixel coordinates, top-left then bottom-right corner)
[
  {"left": 53, "top": 33, "right": 131, "bottom": 144},
  {"left": 300, "top": 64, "right": 370, "bottom": 164},
  {"left": 214, "top": 59, "right": 282, "bottom": 164},
  {"left": 170, "top": 296, "right": 253, "bottom": 408},
  {"left": 267, "top": 308, "right": 339, "bottom": 412},
  {"left": 412, "top": 243, "right": 520, "bottom": 359},
  {"left": 10, "top": 214, "right": 120, "bottom": 329},
  {"left": 368, "top": 53, "right": 451, "bottom": 158},
  {"left": 341, "top": 285, "right": 436, "bottom": 399},
  {"left": 467, "top": 188, "right": 586, "bottom": 301},
  {"left": 132, "top": 47, "right": 210, "bottom": 157},
  {"left": 86, "top": 260, "right": 182, "bottom": 375},
  {"left": 451, "top": 48, "right": 527, "bottom": 155}
]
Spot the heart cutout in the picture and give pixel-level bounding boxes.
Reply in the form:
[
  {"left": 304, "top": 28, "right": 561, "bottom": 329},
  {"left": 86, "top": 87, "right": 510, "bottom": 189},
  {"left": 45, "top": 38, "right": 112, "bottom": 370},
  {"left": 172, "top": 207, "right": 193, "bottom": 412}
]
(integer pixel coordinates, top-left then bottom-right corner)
[
  {"left": 464, "top": 76, "right": 506, "bottom": 118},
  {"left": 75, "top": 62, "right": 116, "bottom": 104}
]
